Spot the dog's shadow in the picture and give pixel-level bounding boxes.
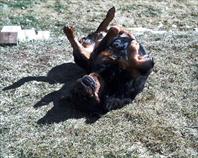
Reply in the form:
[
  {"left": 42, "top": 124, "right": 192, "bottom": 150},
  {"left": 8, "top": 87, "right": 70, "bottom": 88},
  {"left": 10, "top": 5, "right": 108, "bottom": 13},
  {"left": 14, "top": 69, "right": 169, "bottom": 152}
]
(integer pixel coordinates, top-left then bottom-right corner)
[{"left": 3, "top": 62, "right": 100, "bottom": 124}]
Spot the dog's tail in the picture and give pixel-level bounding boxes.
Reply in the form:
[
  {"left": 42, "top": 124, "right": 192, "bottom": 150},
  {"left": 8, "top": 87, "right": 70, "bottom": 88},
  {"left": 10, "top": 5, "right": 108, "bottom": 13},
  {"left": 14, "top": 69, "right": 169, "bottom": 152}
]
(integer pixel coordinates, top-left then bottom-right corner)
[{"left": 2, "top": 76, "right": 55, "bottom": 91}]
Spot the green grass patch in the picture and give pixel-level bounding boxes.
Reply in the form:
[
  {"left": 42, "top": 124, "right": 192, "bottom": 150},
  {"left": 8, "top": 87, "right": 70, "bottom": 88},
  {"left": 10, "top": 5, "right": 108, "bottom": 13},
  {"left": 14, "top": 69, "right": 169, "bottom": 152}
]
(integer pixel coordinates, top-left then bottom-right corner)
[
  {"left": 8, "top": 14, "right": 39, "bottom": 28},
  {"left": 54, "top": 0, "right": 66, "bottom": 13},
  {"left": 0, "top": 0, "right": 45, "bottom": 9}
]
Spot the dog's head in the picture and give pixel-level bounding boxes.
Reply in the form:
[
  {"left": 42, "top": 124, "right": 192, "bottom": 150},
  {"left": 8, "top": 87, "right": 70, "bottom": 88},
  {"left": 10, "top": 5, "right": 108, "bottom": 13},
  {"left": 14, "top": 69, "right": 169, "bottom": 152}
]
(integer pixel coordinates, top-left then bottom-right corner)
[
  {"left": 71, "top": 72, "right": 105, "bottom": 113},
  {"left": 110, "top": 37, "right": 154, "bottom": 76}
]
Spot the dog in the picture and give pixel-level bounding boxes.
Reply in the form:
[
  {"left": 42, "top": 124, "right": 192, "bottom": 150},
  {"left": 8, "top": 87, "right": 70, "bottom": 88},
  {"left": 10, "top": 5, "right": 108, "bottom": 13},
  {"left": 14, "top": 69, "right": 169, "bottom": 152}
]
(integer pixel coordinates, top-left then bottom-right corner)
[{"left": 63, "top": 7, "right": 154, "bottom": 114}]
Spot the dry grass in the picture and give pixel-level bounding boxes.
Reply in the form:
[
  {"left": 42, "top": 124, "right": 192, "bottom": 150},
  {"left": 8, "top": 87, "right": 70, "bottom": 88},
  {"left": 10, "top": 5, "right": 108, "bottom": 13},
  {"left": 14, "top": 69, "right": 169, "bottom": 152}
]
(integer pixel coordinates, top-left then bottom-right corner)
[{"left": 0, "top": 0, "right": 198, "bottom": 157}]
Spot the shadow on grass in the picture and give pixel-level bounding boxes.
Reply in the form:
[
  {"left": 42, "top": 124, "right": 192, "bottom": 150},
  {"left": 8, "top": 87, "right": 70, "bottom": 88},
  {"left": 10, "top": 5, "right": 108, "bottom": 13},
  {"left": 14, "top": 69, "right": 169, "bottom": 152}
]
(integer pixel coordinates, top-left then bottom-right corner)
[{"left": 3, "top": 62, "right": 101, "bottom": 124}]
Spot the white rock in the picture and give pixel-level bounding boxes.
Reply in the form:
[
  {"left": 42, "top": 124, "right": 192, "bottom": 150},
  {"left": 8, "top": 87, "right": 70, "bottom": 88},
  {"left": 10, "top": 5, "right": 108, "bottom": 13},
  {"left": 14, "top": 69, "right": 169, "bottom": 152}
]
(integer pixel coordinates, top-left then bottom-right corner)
[
  {"left": 1, "top": 26, "right": 22, "bottom": 32},
  {"left": 35, "top": 31, "right": 50, "bottom": 40},
  {"left": 1, "top": 26, "right": 50, "bottom": 42},
  {"left": 0, "top": 32, "right": 18, "bottom": 45},
  {"left": 18, "top": 29, "right": 36, "bottom": 41}
]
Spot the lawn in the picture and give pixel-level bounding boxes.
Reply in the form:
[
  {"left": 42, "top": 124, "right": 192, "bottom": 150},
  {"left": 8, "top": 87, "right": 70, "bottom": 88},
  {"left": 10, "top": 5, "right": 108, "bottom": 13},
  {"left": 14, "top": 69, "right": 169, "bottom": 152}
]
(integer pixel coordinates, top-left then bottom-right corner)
[{"left": 0, "top": 0, "right": 198, "bottom": 157}]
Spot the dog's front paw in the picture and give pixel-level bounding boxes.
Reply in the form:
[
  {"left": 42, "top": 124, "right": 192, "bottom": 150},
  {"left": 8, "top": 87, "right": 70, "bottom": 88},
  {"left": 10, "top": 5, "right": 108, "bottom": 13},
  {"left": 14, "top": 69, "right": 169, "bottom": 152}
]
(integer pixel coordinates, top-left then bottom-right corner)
[{"left": 63, "top": 26, "right": 75, "bottom": 39}]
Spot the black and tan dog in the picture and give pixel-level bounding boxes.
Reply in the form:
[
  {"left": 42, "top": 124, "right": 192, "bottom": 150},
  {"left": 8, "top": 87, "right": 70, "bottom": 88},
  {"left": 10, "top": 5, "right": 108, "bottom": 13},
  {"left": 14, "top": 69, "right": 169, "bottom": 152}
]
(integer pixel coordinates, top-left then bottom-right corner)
[{"left": 63, "top": 7, "right": 154, "bottom": 114}]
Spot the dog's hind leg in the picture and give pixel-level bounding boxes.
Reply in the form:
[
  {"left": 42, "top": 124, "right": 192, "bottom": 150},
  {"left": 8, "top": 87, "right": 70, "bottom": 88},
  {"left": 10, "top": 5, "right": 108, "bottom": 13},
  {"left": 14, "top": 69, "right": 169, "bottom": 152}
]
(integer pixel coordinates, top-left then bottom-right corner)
[{"left": 95, "top": 7, "right": 115, "bottom": 33}]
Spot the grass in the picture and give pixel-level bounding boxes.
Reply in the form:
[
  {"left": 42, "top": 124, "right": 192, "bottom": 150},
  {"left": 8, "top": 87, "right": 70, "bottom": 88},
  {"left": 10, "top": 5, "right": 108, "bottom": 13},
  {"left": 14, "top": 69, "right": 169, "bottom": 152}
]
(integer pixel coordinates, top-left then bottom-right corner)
[{"left": 1, "top": 0, "right": 198, "bottom": 157}]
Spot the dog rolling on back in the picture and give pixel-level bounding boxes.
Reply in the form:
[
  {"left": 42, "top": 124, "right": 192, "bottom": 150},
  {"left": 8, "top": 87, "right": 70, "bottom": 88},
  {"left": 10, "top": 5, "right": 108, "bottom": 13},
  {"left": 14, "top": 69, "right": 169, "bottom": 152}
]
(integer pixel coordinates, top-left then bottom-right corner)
[{"left": 63, "top": 7, "right": 154, "bottom": 114}]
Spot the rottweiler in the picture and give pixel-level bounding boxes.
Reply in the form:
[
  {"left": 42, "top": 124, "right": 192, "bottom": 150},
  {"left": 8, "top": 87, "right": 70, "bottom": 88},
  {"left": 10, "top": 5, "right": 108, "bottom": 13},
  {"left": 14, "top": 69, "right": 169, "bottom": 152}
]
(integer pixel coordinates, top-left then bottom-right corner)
[{"left": 63, "top": 7, "right": 154, "bottom": 114}]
